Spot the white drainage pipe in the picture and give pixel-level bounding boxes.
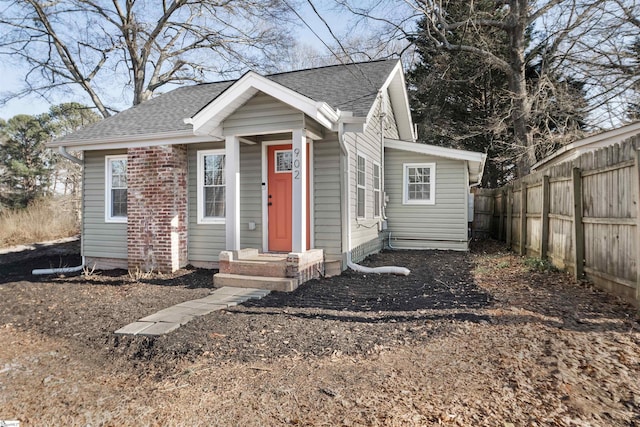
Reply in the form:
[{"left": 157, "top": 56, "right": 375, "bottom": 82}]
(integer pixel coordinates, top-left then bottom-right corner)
[
  {"left": 347, "top": 253, "right": 410, "bottom": 276},
  {"left": 32, "top": 256, "right": 86, "bottom": 276}
]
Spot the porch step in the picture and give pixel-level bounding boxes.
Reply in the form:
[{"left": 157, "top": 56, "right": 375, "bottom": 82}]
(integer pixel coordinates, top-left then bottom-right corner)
[
  {"left": 222, "top": 258, "right": 288, "bottom": 277},
  {"left": 213, "top": 273, "right": 297, "bottom": 292}
]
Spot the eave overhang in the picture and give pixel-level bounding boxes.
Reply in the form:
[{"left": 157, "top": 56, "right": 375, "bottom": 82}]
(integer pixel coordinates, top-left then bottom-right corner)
[
  {"left": 385, "top": 138, "right": 487, "bottom": 184},
  {"left": 185, "top": 71, "right": 341, "bottom": 137}
]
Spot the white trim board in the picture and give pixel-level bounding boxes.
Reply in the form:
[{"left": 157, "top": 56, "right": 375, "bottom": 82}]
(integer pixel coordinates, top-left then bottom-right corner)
[
  {"left": 385, "top": 138, "right": 486, "bottom": 184},
  {"left": 49, "top": 131, "right": 217, "bottom": 150},
  {"left": 187, "top": 72, "right": 340, "bottom": 137}
]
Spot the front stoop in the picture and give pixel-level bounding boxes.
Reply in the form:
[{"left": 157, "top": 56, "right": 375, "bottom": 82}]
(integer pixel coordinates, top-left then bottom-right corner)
[{"left": 214, "top": 248, "right": 324, "bottom": 292}]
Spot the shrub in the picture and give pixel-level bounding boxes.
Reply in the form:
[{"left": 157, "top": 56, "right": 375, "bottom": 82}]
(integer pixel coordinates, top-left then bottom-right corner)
[
  {"left": 524, "top": 257, "right": 558, "bottom": 273},
  {"left": 0, "top": 196, "right": 79, "bottom": 247}
]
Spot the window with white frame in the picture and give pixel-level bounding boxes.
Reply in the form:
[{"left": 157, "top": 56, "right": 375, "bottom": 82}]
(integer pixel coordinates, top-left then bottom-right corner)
[
  {"left": 197, "top": 150, "right": 226, "bottom": 223},
  {"left": 356, "top": 154, "right": 366, "bottom": 218},
  {"left": 403, "top": 163, "right": 435, "bottom": 205},
  {"left": 373, "top": 162, "right": 381, "bottom": 217},
  {"left": 105, "top": 155, "right": 127, "bottom": 222}
]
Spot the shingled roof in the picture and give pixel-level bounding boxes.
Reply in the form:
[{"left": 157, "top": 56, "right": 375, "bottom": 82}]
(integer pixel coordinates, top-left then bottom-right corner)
[{"left": 55, "top": 59, "right": 399, "bottom": 144}]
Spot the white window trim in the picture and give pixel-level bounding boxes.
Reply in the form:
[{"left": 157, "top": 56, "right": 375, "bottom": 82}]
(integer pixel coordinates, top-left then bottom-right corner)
[
  {"left": 356, "top": 153, "right": 367, "bottom": 219},
  {"left": 373, "top": 161, "right": 381, "bottom": 218},
  {"left": 197, "top": 149, "right": 226, "bottom": 224},
  {"left": 105, "top": 155, "right": 127, "bottom": 223},
  {"left": 403, "top": 162, "right": 436, "bottom": 205}
]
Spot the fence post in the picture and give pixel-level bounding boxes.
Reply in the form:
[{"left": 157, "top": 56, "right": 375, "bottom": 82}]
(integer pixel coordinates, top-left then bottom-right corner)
[
  {"left": 635, "top": 150, "right": 640, "bottom": 307},
  {"left": 498, "top": 189, "right": 506, "bottom": 240},
  {"left": 506, "top": 185, "right": 513, "bottom": 248},
  {"left": 519, "top": 182, "right": 528, "bottom": 255},
  {"left": 572, "top": 167, "right": 584, "bottom": 280},
  {"left": 541, "top": 175, "right": 550, "bottom": 259},
  {"left": 490, "top": 190, "right": 496, "bottom": 238}
]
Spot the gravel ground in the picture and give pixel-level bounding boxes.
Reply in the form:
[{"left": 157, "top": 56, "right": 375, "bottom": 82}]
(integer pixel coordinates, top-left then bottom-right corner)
[{"left": 0, "top": 240, "right": 639, "bottom": 426}]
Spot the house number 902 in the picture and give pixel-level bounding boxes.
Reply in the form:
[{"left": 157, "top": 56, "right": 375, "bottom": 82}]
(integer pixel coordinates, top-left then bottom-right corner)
[{"left": 293, "top": 148, "right": 301, "bottom": 180}]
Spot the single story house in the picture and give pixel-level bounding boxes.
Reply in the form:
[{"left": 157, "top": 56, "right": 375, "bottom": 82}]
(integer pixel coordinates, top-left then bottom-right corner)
[{"left": 51, "top": 59, "right": 486, "bottom": 290}]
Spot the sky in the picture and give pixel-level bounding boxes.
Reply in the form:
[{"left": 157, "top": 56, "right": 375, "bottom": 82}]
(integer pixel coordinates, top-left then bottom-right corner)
[{"left": 0, "top": 1, "right": 350, "bottom": 121}]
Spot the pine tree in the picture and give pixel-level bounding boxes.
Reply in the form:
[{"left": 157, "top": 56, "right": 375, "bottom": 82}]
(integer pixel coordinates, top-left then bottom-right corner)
[
  {"left": 0, "top": 114, "right": 55, "bottom": 208},
  {"left": 48, "top": 103, "right": 101, "bottom": 198}
]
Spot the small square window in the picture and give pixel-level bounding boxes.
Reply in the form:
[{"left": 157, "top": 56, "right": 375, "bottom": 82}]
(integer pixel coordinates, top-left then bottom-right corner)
[
  {"left": 275, "top": 150, "right": 292, "bottom": 173},
  {"left": 403, "top": 163, "right": 435, "bottom": 205}
]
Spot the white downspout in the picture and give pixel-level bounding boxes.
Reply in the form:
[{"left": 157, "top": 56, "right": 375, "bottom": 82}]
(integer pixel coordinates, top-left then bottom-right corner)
[
  {"left": 339, "top": 117, "right": 410, "bottom": 276},
  {"left": 33, "top": 146, "right": 86, "bottom": 275},
  {"left": 379, "top": 90, "right": 388, "bottom": 221},
  {"left": 338, "top": 122, "right": 352, "bottom": 263},
  {"left": 32, "top": 256, "right": 86, "bottom": 275},
  {"left": 58, "top": 146, "right": 82, "bottom": 164}
]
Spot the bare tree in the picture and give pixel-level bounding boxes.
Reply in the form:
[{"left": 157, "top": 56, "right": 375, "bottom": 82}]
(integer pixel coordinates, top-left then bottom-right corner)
[
  {"left": 0, "top": 0, "right": 294, "bottom": 118},
  {"left": 560, "top": 0, "right": 640, "bottom": 126},
  {"left": 335, "top": 0, "right": 638, "bottom": 175}
]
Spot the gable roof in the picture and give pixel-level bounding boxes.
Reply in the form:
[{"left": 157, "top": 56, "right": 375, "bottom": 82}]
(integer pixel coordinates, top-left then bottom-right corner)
[
  {"left": 385, "top": 139, "right": 487, "bottom": 184},
  {"left": 532, "top": 121, "right": 640, "bottom": 171},
  {"left": 52, "top": 59, "right": 404, "bottom": 147}
]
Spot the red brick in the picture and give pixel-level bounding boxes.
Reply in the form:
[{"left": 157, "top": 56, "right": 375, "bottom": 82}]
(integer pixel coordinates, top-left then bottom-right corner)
[{"left": 126, "top": 145, "right": 188, "bottom": 273}]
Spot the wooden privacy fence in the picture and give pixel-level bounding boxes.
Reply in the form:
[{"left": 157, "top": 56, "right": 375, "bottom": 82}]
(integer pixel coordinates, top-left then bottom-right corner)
[{"left": 474, "top": 136, "right": 640, "bottom": 308}]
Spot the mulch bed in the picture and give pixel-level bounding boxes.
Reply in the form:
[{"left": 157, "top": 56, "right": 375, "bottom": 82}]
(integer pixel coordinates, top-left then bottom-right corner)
[
  {"left": 1, "top": 239, "right": 640, "bottom": 426},
  {"left": 0, "top": 243, "right": 495, "bottom": 366}
]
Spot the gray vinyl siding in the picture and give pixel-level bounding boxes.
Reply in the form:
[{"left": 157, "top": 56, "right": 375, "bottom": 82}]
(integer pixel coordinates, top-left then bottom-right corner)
[
  {"left": 313, "top": 138, "right": 342, "bottom": 260},
  {"left": 384, "top": 148, "right": 469, "bottom": 251},
  {"left": 383, "top": 91, "right": 399, "bottom": 139},
  {"left": 187, "top": 142, "right": 226, "bottom": 262},
  {"left": 304, "top": 115, "right": 325, "bottom": 139},
  {"left": 82, "top": 149, "right": 127, "bottom": 259},
  {"left": 223, "top": 92, "right": 304, "bottom": 136},
  {"left": 239, "top": 143, "right": 262, "bottom": 248},
  {"left": 345, "top": 96, "right": 386, "bottom": 249}
]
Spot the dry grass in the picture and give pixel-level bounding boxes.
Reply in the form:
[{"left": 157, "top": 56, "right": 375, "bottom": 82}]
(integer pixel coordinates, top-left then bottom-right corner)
[{"left": 0, "top": 197, "right": 79, "bottom": 247}]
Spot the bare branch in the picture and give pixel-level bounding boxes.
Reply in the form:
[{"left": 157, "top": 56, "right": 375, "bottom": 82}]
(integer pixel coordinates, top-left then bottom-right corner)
[{"left": 0, "top": 0, "right": 295, "bottom": 115}]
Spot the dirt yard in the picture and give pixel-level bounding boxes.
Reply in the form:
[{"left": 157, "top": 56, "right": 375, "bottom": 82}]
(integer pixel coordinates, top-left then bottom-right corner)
[{"left": 1, "top": 241, "right": 639, "bottom": 426}]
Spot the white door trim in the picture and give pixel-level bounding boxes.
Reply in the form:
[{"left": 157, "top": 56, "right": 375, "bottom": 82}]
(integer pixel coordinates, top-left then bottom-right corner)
[{"left": 261, "top": 138, "right": 314, "bottom": 252}]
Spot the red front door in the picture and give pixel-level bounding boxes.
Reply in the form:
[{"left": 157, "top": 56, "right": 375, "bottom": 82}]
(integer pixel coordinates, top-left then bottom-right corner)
[{"left": 267, "top": 144, "right": 310, "bottom": 252}]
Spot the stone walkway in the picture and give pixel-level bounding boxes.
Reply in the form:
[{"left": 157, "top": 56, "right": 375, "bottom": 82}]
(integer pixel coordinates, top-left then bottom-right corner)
[{"left": 114, "top": 287, "right": 271, "bottom": 336}]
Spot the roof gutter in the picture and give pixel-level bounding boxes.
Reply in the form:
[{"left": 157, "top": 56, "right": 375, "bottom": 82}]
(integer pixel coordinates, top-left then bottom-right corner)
[
  {"left": 48, "top": 130, "right": 213, "bottom": 149},
  {"left": 317, "top": 102, "right": 340, "bottom": 123}
]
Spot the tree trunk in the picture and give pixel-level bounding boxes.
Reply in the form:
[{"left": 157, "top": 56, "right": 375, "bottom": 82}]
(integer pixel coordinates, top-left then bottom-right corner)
[{"left": 508, "top": 0, "right": 535, "bottom": 178}]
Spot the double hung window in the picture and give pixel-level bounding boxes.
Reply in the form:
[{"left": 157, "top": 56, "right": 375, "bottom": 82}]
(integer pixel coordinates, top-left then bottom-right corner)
[
  {"left": 105, "top": 155, "right": 127, "bottom": 222},
  {"left": 198, "top": 150, "right": 226, "bottom": 223},
  {"left": 356, "top": 154, "right": 366, "bottom": 218},
  {"left": 403, "top": 163, "right": 435, "bottom": 205}
]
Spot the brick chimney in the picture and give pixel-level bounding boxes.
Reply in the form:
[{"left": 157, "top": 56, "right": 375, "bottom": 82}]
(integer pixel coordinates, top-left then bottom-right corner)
[{"left": 127, "top": 145, "right": 188, "bottom": 273}]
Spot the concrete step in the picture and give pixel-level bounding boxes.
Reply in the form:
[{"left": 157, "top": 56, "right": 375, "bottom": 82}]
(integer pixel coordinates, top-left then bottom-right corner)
[
  {"left": 213, "top": 273, "right": 297, "bottom": 292},
  {"left": 222, "top": 259, "right": 288, "bottom": 277}
]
